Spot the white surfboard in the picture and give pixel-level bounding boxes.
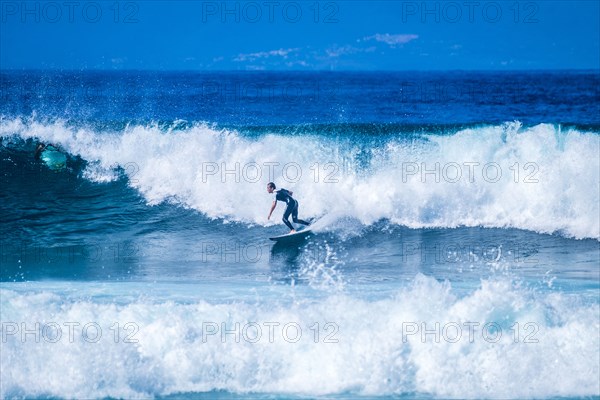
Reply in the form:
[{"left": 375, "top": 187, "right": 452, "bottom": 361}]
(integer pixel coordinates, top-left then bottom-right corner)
[{"left": 269, "top": 228, "right": 313, "bottom": 243}]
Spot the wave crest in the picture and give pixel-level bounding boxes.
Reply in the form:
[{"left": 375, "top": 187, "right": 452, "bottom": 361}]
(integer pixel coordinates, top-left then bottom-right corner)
[{"left": 2, "top": 118, "right": 598, "bottom": 239}]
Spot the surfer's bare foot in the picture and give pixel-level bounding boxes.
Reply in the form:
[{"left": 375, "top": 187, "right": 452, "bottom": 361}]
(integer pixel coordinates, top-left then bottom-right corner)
[{"left": 290, "top": 229, "right": 296, "bottom": 233}]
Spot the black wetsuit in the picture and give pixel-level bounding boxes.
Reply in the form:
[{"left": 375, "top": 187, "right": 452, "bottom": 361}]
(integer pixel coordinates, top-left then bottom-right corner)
[{"left": 274, "top": 189, "right": 310, "bottom": 230}]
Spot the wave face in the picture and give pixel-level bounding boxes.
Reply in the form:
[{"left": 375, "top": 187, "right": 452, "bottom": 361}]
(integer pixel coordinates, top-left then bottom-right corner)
[
  {"left": 1, "top": 118, "right": 599, "bottom": 239},
  {"left": 1, "top": 276, "right": 599, "bottom": 399}
]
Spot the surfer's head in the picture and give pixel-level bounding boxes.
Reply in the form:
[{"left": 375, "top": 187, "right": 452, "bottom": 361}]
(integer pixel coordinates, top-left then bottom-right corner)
[{"left": 267, "top": 182, "right": 276, "bottom": 193}]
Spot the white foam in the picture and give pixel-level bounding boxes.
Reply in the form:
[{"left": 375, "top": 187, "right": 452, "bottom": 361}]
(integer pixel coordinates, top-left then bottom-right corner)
[
  {"left": 2, "top": 118, "right": 599, "bottom": 239},
  {"left": 1, "top": 276, "right": 598, "bottom": 398}
]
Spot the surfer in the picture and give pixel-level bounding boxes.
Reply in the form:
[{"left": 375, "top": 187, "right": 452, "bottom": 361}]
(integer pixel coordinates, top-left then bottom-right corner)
[
  {"left": 267, "top": 182, "right": 310, "bottom": 233},
  {"left": 34, "top": 143, "right": 49, "bottom": 160},
  {"left": 34, "top": 143, "right": 60, "bottom": 159}
]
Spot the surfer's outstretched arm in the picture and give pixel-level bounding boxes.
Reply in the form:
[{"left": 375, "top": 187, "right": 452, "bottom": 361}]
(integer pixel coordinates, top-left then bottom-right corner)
[{"left": 267, "top": 201, "right": 277, "bottom": 220}]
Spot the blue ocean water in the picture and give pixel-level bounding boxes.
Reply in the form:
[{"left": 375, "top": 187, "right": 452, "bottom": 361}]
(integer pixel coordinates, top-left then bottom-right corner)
[{"left": 1, "top": 70, "right": 599, "bottom": 399}]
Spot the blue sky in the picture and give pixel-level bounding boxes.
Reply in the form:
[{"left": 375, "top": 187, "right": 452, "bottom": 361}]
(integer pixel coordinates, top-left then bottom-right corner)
[{"left": 1, "top": 1, "right": 599, "bottom": 70}]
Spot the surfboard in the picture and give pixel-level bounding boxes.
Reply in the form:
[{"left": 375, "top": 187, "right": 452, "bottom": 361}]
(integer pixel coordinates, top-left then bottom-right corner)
[{"left": 269, "top": 228, "right": 313, "bottom": 243}]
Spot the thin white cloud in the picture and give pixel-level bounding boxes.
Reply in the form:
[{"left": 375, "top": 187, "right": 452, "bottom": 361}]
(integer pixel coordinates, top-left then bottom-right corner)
[
  {"left": 326, "top": 45, "right": 376, "bottom": 58},
  {"left": 362, "top": 33, "right": 419, "bottom": 46},
  {"left": 234, "top": 48, "right": 299, "bottom": 62},
  {"left": 229, "top": 34, "right": 415, "bottom": 68}
]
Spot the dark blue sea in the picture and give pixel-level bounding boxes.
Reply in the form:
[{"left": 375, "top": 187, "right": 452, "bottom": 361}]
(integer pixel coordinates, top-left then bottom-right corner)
[{"left": 1, "top": 70, "right": 599, "bottom": 399}]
